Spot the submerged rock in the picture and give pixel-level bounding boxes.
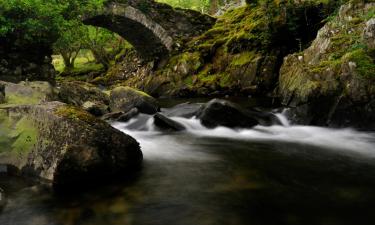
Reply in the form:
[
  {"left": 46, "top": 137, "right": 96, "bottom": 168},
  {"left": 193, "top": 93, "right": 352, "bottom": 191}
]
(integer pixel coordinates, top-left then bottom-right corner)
[
  {"left": 196, "top": 99, "right": 259, "bottom": 128},
  {"left": 154, "top": 113, "right": 186, "bottom": 131},
  {"left": 279, "top": 2, "right": 375, "bottom": 129},
  {"left": 109, "top": 86, "right": 159, "bottom": 114},
  {"left": 0, "top": 102, "right": 142, "bottom": 190}
]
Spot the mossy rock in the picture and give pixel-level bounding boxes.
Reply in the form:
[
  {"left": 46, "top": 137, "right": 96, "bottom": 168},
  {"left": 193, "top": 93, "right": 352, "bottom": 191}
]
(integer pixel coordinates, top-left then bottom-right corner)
[
  {"left": 109, "top": 86, "right": 159, "bottom": 114},
  {"left": 279, "top": 1, "right": 375, "bottom": 129},
  {"left": 0, "top": 102, "right": 142, "bottom": 189},
  {"left": 0, "top": 81, "right": 58, "bottom": 106}
]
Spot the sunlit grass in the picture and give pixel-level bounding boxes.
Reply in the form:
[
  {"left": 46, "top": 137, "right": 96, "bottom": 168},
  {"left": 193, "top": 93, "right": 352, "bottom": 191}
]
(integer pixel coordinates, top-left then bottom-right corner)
[{"left": 52, "top": 50, "right": 102, "bottom": 74}]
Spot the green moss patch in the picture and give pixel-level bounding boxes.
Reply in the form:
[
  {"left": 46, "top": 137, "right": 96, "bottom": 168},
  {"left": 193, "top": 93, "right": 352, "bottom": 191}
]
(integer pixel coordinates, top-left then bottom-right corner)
[
  {"left": 0, "top": 109, "right": 38, "bottom": 156},
  {"left": 55, "top": 106, "right": 99, "bottom": 125}
]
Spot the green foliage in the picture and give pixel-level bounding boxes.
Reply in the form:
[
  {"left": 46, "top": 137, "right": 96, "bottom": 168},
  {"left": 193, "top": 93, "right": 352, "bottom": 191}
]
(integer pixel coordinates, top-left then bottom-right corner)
[{"left": 0, "top": 0, "right": 105, "bottom": 46}]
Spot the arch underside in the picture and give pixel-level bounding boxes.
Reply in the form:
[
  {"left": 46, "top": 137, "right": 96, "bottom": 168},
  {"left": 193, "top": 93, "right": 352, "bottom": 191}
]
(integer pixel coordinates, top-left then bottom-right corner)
[{"left": 84, "top": 15, "right": 170, "bottom": 59}]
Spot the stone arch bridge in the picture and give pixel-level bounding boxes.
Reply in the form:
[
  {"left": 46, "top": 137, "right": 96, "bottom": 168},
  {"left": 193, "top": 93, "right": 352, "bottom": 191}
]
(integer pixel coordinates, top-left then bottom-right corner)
[{"left": 83, "top": 0, "right": 215, "bottom": 59}]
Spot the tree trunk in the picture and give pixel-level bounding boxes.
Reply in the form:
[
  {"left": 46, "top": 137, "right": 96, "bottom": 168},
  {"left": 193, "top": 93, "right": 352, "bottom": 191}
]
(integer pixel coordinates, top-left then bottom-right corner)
[{"left": 61, "top": 52, "right": 74, "bottom": 72}]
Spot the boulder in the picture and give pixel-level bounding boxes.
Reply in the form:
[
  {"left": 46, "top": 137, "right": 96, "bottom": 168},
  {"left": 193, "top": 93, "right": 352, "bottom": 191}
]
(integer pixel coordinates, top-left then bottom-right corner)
[
  {"left": 0, "top": 102, "right": 143, "bottom": 189},
  {"left": 82, "top": 101, "right": 109, "bottom": 117},
  {"left": 154, "top": 113, "right": 186, "bottom": 131},
  {"left": 58, "top": 81, "right": 109, "bottom": 108},
  {"left": 196, "top": 99, "right": 259, "bottom": 128},
  {"left": 109, "top": 86, "right": 159, "bottom": 114},
  {"left": 279, "top": 2, "right": 375, "bottom": 129},
  {"left": 0, "top": 81, "right": 58, "bottom": 105}
]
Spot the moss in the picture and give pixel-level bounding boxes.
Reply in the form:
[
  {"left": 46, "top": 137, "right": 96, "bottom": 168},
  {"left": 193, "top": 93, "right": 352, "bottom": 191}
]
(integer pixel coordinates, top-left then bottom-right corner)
[
  {"left": 55, "top": 106, "right": 99, "bottom": 124},
  {"left": 344, "top": 49, "right": 375, "bottom": 78},
  {"left": 230, "top": 51, "right": 256, "bottom": 66},
  {"left": 11, "top": 117, "right": 38, "bottom": 153},
  {"left": 0, "top": 109, "right": 38, "bottom": 155}
]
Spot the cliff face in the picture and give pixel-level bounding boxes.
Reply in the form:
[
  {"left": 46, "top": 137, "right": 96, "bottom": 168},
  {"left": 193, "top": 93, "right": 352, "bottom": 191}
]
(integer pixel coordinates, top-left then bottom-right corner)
[{"left": 279, "top": 2, "right": 375, "bottom": 129}]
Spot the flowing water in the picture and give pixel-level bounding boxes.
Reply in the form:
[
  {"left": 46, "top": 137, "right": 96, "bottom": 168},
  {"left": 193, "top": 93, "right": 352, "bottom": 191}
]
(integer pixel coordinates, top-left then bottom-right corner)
[{"left": 1, "top": 103, "right": 375, "bottom": 225}]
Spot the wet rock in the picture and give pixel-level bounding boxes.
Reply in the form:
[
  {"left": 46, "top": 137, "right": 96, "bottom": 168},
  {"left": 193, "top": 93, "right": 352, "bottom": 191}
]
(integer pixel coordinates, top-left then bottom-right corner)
[
  {"left": 154, "top": 113, "right": 186, "bottom": 131},
  {"left": 117, "top": 108, "right": 139, "bottom": 122},
  {"left": 109, "top": 86, "right": 159, "bottom": 114},
  {"left": 0, "top": 81, "right": 58, "bottom": 105},
  {"left": 162, "top": 102, "right": 203, "bottom": 118},
  {"left": 0, "top": 102, "right": 143, "bottom": 190},
  {"left": 196, "top": 99, "right": 259, "bottom": 128}
]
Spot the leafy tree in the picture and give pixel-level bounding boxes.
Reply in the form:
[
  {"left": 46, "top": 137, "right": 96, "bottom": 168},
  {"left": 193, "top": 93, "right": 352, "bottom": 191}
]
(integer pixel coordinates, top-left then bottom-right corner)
[{"left": 82, "top": 26, "right": 125, "bottom": 70}]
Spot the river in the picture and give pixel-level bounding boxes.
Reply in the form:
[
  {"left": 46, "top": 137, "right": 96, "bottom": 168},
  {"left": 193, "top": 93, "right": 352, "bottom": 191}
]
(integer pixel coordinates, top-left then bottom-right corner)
[{"left": 1, "top": 101, "right": 375, "bottom": 225}]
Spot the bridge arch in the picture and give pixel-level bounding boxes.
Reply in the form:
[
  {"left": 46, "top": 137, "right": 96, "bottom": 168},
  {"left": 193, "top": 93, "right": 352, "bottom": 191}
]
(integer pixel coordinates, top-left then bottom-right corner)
[{"left": 83, "top": 1, "right": 215, "bottom": 59}]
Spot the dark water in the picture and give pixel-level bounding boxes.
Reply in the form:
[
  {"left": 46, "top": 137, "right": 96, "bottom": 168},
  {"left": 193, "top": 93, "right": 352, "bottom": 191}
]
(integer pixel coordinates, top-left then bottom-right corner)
[{"left": 1, "top": 112, "right": 375, "bottom": 225}]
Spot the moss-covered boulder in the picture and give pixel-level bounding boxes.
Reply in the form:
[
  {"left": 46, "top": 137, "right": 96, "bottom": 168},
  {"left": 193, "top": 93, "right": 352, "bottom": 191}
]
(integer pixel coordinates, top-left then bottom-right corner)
[
  {"left": 0, "top": 102, "right": 142, "bottom": 189},
  {"left": 0, "top": 81, "right": 58, "bottom": 105},
  {"left": 109, "top": 86, "right": 159, "bottom": 114},
  {"left": 279, "top": 2, "right": 375, "bottom": 129}
]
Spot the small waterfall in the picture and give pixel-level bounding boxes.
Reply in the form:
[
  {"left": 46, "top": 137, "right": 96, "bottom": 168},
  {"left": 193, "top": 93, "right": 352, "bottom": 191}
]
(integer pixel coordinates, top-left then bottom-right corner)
[{"left": 275, "top": 110, "right": 290, "bottom": 127}]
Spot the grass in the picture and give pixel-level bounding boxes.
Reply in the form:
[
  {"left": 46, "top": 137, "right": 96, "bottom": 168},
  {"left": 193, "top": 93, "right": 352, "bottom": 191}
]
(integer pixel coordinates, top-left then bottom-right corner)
[{"left": 52, "top": 50, "right": 103, "bottom": 75}]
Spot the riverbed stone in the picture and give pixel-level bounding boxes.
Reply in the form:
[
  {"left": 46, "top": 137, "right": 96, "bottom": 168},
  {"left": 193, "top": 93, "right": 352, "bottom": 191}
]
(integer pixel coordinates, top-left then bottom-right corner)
[{"left": 0, "top": 102, "right": 142, "bottom": 189}]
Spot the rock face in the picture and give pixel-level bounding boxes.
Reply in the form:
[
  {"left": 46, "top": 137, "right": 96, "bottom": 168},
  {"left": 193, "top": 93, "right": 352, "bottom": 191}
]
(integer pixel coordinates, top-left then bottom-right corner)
[
  {"left": 279, "top": 2, "right": 375, "bottom": 129},
  {"left": 0, "top": 81, "right": 58, "bottom": 105},
  {"left": 0, "top": 102, "right": 142, "bottom": 189},
  {"left": 110, "top": 86, "right": 159, "bottom": 114},
  {"left": 196, "top": 99, "right": 259, "bottom": 128}
]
